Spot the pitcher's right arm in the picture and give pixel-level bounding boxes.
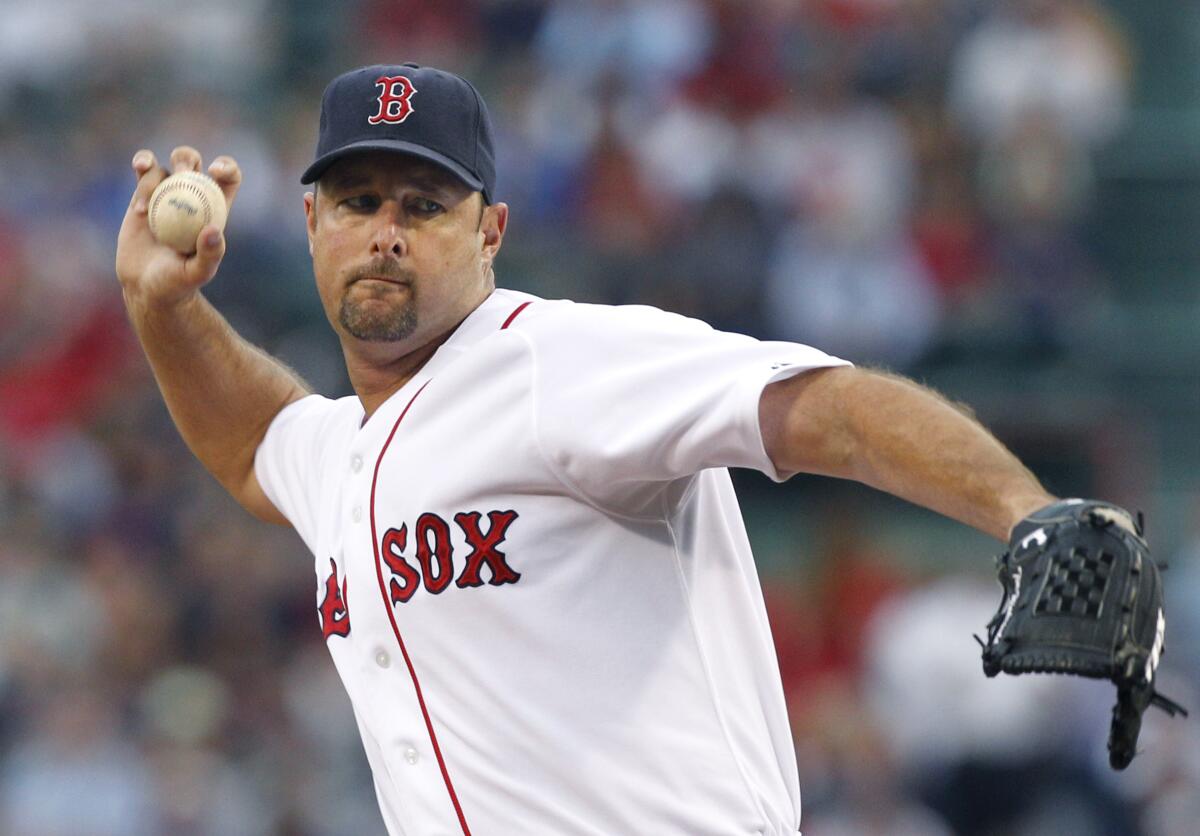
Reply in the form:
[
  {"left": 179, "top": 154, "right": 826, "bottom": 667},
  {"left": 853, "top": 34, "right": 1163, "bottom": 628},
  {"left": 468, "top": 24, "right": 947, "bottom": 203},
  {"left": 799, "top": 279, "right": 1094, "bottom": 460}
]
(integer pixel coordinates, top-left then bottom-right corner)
[{"left": 116, "top": 146, "right": 310, "bottom": 524}]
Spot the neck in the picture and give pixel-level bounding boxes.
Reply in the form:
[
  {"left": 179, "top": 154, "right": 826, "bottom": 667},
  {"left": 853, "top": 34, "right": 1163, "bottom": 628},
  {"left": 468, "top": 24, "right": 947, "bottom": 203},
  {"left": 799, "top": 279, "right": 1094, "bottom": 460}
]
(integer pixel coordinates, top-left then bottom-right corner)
[
  {"left": 344, "top": 288, "right": 492, "bottom": 419},
  {"left": 345, "top": 335, "right": 448, "bottom": 421}
]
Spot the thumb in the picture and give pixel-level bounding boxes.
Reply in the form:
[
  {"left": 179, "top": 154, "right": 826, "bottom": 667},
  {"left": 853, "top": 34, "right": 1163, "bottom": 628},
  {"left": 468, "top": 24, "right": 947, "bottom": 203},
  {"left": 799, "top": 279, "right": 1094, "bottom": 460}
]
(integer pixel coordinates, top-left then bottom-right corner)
[{"left": 186, "top": 225, "right": 226, "bottom": 286}]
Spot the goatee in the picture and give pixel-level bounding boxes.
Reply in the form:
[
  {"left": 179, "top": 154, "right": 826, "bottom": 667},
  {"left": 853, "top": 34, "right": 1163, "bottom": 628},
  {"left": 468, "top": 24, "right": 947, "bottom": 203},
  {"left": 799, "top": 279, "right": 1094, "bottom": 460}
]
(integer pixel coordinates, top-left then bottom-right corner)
[
  {"left": 340, "top": 261, "right": 418, "bottom": 342},
  {"left": 340, "top": 292, "right": 417, "bottom": 342}
]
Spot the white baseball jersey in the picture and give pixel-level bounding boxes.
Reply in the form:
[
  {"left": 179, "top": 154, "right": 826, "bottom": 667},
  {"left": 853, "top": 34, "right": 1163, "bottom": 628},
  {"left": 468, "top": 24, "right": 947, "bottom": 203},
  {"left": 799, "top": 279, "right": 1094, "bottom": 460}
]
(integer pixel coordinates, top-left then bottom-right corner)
[{"left": 254, "top": 288, "right": 849, "bottom": 836}]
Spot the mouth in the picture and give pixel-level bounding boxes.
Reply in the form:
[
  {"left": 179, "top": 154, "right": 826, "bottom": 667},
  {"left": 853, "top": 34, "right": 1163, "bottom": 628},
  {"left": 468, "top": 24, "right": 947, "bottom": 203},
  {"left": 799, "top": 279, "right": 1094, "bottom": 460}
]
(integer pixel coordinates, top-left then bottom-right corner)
[
  {"left": 355, "top": 275, "right": 408, "bottom": 285},
  {"left": 351, "top": 276, "right": 409, "bottom": 288}
]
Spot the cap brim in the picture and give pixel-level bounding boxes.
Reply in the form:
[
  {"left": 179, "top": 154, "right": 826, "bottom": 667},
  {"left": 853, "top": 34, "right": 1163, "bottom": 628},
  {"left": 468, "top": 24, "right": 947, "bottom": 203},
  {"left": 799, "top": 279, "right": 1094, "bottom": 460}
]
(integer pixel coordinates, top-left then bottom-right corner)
[{"left": 300, "top": 139, "right": 486, "bottom": 198}]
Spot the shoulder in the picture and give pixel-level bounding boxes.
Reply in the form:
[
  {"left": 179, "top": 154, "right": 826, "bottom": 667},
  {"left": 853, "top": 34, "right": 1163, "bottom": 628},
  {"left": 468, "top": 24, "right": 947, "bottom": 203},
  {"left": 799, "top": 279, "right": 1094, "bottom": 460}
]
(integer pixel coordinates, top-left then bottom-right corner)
[
  {"left": 266, "top": 392, "right": 364, "bottom": 443},
  {"left": 276, "top": 392, "right": 362, "bottom": 422},
  {"left": 498, "top": 294, "right": 716, "bottom": 344}
]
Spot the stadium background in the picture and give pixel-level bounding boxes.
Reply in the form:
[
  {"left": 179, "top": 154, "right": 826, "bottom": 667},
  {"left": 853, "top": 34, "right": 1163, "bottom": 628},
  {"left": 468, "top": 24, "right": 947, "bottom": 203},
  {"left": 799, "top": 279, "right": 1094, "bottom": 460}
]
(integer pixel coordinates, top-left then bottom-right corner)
[{"left": 1, "top": 1, "right": 1198, "bottom": 833}]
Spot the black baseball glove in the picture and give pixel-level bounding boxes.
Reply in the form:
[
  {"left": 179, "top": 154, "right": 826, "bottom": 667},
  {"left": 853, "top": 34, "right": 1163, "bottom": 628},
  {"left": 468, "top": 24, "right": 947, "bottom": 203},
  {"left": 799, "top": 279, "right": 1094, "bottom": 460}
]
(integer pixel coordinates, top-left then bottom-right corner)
[{"left": 978, "top": 499, "right": 1187, "bottom": 769}]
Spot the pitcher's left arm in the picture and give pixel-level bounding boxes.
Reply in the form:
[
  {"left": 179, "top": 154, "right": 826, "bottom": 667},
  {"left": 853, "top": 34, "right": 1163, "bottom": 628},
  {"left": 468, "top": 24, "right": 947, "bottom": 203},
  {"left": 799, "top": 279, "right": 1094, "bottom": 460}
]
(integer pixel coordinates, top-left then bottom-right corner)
[{"left": 759, "top": 366, "right": 1055, "bottom": 542}]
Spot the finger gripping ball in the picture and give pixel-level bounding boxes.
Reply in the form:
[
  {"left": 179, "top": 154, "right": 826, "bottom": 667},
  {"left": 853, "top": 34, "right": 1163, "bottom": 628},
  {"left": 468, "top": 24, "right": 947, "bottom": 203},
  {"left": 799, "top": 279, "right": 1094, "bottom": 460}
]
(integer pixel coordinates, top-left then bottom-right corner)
[{"left": 148, "top": 172, "right": 227, "bottom": 254}]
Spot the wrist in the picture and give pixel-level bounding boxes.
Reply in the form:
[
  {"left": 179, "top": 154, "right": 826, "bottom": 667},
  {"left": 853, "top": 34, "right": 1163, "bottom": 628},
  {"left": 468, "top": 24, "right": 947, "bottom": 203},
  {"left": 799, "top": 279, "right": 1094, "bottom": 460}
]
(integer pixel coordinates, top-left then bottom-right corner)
[
  {"left": 123, "top": 285, "right": 201, "bottom": 322},
  {"left": 1004, "top": 492, "right": 1058, "bottom": 540}
]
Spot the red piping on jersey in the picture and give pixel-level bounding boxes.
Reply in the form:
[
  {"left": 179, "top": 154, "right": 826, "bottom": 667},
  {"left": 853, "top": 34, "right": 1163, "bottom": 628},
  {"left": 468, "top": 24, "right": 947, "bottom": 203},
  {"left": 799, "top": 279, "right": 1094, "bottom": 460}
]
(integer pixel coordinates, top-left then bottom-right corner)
[
  {"left": 368, "top": 380, "right": 473, "bottom": 836},
  {"left": 500, "top": 301, "right": 532, "bottom": 329}
]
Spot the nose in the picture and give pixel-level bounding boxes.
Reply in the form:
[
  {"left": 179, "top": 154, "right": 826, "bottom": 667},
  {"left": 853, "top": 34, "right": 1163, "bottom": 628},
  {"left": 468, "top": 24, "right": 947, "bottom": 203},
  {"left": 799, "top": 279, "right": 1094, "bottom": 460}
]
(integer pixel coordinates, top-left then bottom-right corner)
[{"left": 370, "top": 203, "right": 407, "bottom": 258}]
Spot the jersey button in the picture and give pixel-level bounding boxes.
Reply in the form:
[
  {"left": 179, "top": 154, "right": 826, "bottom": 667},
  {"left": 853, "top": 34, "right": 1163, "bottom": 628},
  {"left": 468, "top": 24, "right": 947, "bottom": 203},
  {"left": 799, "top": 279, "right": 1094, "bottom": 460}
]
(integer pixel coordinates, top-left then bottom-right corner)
[
  {"left": 404, "top": 747, "right": 420, "bottom": 765},
  {"left": 351, "top": 454, "right": 364, "bottom": 473},
  {"left": 352, "top": 506, "right": 363, "bottom": 523},
  {"left": 375, "top": 650, "right": 390, "bottom": 668}
]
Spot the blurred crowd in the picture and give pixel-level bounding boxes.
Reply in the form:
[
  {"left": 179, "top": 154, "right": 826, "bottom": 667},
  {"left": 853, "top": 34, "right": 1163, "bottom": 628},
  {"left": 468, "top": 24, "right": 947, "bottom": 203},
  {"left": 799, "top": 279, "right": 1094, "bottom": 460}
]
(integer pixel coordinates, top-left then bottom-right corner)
[{"left": 1, "top": 1, "right": 1198, "bottom": 834}]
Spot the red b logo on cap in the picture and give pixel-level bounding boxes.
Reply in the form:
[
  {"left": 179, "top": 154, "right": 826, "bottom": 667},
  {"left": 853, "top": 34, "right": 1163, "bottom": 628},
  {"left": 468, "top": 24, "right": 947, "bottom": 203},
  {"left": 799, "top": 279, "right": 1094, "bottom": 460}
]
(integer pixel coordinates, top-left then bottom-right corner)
[{"left": 369, "top": 75, "right": 416, "bottom": 125}]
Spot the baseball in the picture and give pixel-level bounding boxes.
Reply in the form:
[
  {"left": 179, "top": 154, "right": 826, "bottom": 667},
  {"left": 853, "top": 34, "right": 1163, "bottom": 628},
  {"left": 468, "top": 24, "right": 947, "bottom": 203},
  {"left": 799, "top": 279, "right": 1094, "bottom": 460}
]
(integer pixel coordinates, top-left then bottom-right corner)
[{"left": 148, "top": 171, "right": 227, "bottom": 254}]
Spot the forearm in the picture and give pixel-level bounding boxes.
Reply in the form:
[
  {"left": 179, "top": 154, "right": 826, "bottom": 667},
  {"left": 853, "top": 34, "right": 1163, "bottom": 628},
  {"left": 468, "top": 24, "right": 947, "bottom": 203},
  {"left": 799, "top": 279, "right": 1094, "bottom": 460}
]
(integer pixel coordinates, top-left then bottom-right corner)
[
  {"left": 113, "top": 146, "right": 308, "bottom": 518},
  {"left": 125, "top": 290, "right": 309, "bottom": 495},
  {"left": 763, "top": 367, "right": 1054, "bottom": 541}
]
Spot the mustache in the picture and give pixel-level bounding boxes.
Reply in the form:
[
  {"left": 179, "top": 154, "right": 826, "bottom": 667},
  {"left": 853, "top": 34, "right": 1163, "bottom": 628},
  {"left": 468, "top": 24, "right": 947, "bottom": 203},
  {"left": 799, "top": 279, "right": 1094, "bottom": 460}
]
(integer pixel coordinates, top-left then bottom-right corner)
[{"left": 346, "top": 260, "right": 415, "bottom": 285}]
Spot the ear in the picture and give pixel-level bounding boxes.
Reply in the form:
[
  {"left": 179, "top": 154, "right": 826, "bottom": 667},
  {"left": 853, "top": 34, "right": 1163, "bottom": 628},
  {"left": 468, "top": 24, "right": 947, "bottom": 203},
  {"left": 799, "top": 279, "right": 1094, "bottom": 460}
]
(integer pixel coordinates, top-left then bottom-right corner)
[
  {"left": 304, "top": 191, "right": 317, "bottom": 256},
  {"left": 480, "top": 201, "right": 508, "bottom": 266}
]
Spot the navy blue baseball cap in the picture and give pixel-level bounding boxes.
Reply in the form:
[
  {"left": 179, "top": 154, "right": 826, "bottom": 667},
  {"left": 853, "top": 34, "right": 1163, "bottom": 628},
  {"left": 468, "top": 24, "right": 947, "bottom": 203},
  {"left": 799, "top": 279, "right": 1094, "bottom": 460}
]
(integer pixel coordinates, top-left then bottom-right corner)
[{"left": 302, "top": 63, "right": 496, "bottom": 203}]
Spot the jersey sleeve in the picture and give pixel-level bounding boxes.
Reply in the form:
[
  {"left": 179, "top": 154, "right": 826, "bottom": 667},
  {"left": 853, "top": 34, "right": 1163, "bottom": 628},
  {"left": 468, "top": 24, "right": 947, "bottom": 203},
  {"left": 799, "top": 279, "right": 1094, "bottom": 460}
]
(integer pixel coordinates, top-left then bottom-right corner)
[
  {"left": 253, "top": 393, "right": 346, "bottom": 552},
  {"left": 524, "top": 303, "right": 851, "bottom": 509}
]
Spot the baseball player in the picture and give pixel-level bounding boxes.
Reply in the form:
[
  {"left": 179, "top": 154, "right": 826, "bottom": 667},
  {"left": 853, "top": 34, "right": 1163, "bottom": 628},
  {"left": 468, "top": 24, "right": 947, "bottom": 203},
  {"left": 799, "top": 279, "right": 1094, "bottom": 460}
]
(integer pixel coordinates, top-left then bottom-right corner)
[{"left": 113, "top": 64, "right": 1167, "bottom": 835}]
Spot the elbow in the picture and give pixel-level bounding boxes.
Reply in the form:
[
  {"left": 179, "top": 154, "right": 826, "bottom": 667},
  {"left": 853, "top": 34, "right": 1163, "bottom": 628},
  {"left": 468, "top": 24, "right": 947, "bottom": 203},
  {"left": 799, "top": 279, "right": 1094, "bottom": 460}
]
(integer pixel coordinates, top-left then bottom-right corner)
[
  {"left": 776, "top": 424, "right": 860, "bottom": 481},
  {"left": 761, "top": 366, "right": 862, "bottom": 479}
]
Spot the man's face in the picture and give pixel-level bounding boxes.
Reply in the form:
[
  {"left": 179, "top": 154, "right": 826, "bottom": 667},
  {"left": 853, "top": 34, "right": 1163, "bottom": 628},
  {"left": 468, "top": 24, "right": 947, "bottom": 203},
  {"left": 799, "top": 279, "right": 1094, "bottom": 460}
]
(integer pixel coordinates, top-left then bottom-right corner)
[{"left": 304, "top": 152, "right": 507, "bottom": 354}]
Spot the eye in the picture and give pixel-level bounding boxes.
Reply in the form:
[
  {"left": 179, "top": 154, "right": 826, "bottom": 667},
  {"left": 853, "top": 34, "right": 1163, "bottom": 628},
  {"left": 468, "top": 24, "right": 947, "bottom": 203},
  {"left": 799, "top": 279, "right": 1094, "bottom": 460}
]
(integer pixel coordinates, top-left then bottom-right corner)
[
  {"left": 411, "top": 197, "right": 444, "bottom": 215},
  {"left": 342, "top": 194, "right": 379, "bottom": 210}
]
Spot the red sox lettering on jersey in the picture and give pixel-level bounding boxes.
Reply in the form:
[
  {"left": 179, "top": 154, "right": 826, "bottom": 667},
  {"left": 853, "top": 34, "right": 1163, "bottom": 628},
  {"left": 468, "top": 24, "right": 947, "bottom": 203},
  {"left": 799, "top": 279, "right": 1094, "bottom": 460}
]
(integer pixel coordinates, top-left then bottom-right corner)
[
  {"left": 321, "top": 511, "right": 520, "bottom": 635},
  {"left": 256, "top": 289, "right": 851, "bottom": 835},
  {"left": 380, "top": 509, "right": 521, "bottom": 605},
  {"left": 318, "top": 557, "right": 351, "bottom": 639},
  {"left": 368, "top": 75, "right": 416, "bottom": 124}
]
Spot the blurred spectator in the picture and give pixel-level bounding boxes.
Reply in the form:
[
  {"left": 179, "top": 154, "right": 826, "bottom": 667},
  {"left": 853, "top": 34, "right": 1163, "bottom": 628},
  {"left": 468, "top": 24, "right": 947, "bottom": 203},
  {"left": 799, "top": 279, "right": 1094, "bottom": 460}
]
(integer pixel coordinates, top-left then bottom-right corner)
[
  {"left": 1117, "top": 673, "right": 1200, "bottom": 836},
  {"left": 535, "top": 0, "right": 714, "bottom": 101},
  {"left": 356, "top": 0, "right": 483, "bottom": 73},
  {"left": 0, "top": 0, "right": 273, "bottom": 100},
  {"left": 864, "top": 575, "right": 1141, "bottom": 835},
  {"left": 907, "top": 103, "right": 991, "bottom": 309},
  {"left": 948, "top": 0, "right": 1131, "bottom": 146},
  {"left": 765, "top": 221, "right": 941, "bottom": 367},
  {"left": 752, "top": 46, "right": 942, "bottom": 366},
  {"left": 1, "top": 682, "right": 159, "bottom": 836},
  {"left": 1166, "top": 503, "right": 1200, "bottom": 689},
  {"left": 0, "top": 522, "right": 110, "bottom": 686},
  {"left": 791, "top": 675, "right": 955, "bottom": 836},
  {"left": 0, "top": 217, "right": 135, "bottom": 450},
  {"left": 943, "top": 0, "right": 1131, "bottom": 358},
  {"left": 978, "top": 108, "right": 1098, "bottom": 353}
]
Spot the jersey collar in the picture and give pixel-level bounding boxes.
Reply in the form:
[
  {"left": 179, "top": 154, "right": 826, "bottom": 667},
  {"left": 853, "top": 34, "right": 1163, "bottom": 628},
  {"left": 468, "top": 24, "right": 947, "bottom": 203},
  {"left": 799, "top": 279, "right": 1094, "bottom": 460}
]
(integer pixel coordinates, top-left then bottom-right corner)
[{"left": 432, "top": 287, "right": 537, "bottom": 360}]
